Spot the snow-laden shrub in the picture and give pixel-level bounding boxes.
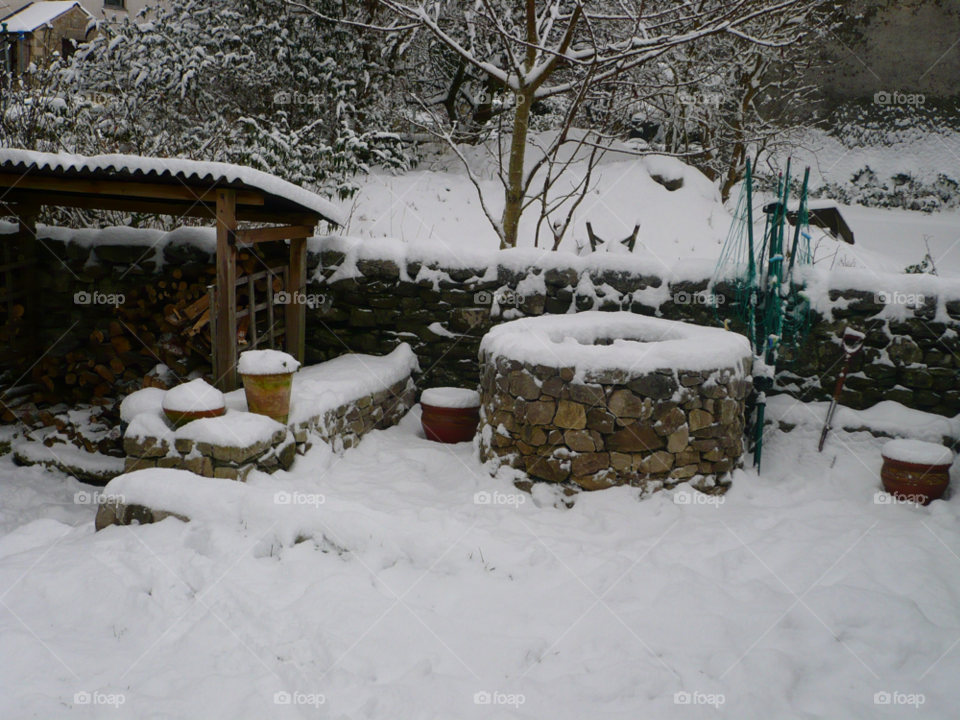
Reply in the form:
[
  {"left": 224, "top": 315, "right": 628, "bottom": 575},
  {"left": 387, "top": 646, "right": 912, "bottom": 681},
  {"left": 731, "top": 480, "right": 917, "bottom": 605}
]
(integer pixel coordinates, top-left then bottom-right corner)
[{"left": 1, "top": 0, "right": 414, "bottom": 203}]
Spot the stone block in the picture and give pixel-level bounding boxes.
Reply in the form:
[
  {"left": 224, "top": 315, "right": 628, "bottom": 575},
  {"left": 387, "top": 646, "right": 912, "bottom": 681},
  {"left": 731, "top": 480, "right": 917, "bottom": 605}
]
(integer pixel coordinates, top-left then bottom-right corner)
[
  {"left": 627, "top": 373, "right": 678, "bottom": 400},
  {"left": 637, "top": 451, "right": 674, "bottom": 474},
  {"left": 608, "top": 389, "right": 645, "bottom": 418},
  {"left": 572, "top": 452, "right": 609, "bottom": 477},
  {"left": 519, "top": 424, "right": 548, "bottom": 446},
  {"left": 509, "top": 371, "right": 542, "bottom": 400},
  {"left": 525, "top": 400, "right": 557, "bottom": 426},
  {"left": 605, "top": 425, "right": 664, "bottom": 453},
  {"left": 553, "top": 400, "right": 586, "bottom": 429},
  {"left": 568, "top": 383, "right": 605, "bottom": 406},
  {"left": 666, "top": 426, "right": 689, "bottom": 453},
  {"left": 524, "top": 454, "right": 570, "bottom": 483},
  {"left": 124, "top": 457, "right": 156, "bottom": 473},
  {"left": 688, "top": 409, "right": 714, "bottom": 432},
  {"left": 586, "top": 409, "right": 616, "bottom": 434},
  {"left": 564, "top": 429, "right": 596, "bottom": 452},
  {"left": 655, "top": 407, "right": 686, "bottom": 436}
]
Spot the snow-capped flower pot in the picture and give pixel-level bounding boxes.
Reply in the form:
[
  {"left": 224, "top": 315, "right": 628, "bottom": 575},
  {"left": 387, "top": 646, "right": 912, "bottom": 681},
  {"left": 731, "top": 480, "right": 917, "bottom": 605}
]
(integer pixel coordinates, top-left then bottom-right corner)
[
  {"left": 238, "top": 350, "right": 301, "bottom": 425},
  {"left": 161, "top": 379, "right": 225, "bottom": 429},
  {"left": 420, "top": 387, "right": 481, "bottom": 444},
  {"left": 880, "top": 439, "right": 954, "bottom": 505}
]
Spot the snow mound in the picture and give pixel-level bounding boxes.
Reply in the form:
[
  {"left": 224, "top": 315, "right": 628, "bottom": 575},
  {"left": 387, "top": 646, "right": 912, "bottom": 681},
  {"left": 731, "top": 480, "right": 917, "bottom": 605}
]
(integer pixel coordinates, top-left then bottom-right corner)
[
  {"left": 882, "top": 439, "right": 954, "bottom": 466},
  {"left": 421, "top": 387, "right": 480, "bottom": 409},
  {"left": 161, "top": 379, "right": 224, "bottom": 413},
  {"left": 120, "top": 388, "right": 167, "bottom": 424},
  {"left": 481, "top": 311, "right": 751, "bottom": 377},
  {"left": 238, "top": 349, "right": 301, "bottom": 376}
]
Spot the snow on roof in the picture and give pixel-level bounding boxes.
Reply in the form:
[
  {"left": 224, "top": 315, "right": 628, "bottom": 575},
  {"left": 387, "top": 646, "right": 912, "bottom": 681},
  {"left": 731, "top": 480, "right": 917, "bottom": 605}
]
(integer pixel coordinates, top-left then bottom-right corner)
[
  {"left": 0, "top": 148, "right": 345, "bottom": 226},
  {"left": 0, "top": 2, "right": 90, "bottom": 33}
]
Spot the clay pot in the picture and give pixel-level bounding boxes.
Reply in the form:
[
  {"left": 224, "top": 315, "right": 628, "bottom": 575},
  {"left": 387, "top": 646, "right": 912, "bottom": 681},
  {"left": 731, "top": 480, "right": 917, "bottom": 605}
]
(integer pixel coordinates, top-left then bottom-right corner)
[
  {"left": 163, "top": 406, "right": 225, "bottom": 429},
  {"left": 242, "top": 372, "right": 294, "bottom": 424},
  {"left": 880, "top": 455, "right": 952, "bottom": 505},
  {"left": 421, "top": 403, "right": 480, "bottom": 444}
]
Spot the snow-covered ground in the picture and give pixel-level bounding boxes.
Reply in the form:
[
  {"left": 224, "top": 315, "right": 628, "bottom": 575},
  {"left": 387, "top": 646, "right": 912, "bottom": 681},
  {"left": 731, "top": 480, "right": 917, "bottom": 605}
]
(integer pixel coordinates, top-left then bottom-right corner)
[
  {"left": 1, "top": 410, "right": 959, "bottom": 718},
  {"left": 344, "top": 144, "right": 960, "bottom": 278}
]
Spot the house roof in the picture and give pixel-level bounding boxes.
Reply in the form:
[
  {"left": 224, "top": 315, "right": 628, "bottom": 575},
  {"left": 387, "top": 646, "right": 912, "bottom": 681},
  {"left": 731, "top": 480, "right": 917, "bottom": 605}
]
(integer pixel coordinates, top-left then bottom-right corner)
[
  {"left": 0, "top": 2, "right": 91, "bottom": 33},
  {"left": 0, "top": 149, "right": 345, "bottom": 225}
]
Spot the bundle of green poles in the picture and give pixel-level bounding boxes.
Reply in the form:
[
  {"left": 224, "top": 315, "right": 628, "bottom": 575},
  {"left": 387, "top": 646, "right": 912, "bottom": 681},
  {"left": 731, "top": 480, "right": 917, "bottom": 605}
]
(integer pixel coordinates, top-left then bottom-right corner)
[{"left": 744, "top": 158, "right": 811, "bottom": 472}]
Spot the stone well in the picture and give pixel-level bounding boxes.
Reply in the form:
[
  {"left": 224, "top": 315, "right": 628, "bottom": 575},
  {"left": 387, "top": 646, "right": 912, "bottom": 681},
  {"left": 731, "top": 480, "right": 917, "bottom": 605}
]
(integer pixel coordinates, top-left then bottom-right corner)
[{"left": 478, "top": 311, "right": 754, "bottom": 491}]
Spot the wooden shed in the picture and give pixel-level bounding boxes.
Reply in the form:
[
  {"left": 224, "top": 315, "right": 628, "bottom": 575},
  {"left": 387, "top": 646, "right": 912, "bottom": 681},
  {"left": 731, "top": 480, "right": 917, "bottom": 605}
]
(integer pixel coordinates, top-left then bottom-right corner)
[{"left": 0, "top": 149, "right": 343, "bottom": 392}]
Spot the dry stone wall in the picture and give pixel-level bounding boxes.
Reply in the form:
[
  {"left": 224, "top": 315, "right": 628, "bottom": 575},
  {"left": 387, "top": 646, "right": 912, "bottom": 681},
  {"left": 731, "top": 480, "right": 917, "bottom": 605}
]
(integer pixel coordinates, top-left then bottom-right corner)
[
  {"left": 478, "top": 354, "right": 751, "bottom": 491},
  {"left": 122, "top": 377, "right": 416, "bottom": 482},
  {"left": 309, "top": 243, "right": 960, "bottom": 418}
]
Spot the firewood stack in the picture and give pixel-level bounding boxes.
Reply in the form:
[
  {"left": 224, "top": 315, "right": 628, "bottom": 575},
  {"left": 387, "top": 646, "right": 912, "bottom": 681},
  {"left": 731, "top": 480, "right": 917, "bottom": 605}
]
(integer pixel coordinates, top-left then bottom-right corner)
[{"left": 1, "top": 249, "right": 286, "bottom": 433}]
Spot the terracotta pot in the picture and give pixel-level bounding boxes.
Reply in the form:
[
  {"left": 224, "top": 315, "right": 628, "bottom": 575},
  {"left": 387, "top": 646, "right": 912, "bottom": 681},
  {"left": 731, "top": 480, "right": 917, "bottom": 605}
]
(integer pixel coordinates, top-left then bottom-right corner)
[
  {"left": 242, "top": 372, "right": 295, "bottom": 424},
  {"left": 163, "top": 406, "right": 225, "bottom": 429},
  {"left": 880, "top": 455, "right": 952, "bottom": 505},
  {"left": 421, "top": 403, "right": 480, "bottom": 444}
]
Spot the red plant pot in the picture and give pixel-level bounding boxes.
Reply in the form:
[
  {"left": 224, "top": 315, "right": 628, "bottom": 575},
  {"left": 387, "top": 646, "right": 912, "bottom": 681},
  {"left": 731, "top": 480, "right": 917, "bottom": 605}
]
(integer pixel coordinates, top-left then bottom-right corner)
[
  {"left": 421, "top": 403, "right": 480, "bottom": 444},
  {"left": 881, "top": 456, "right": 952, "bottom": 505}
]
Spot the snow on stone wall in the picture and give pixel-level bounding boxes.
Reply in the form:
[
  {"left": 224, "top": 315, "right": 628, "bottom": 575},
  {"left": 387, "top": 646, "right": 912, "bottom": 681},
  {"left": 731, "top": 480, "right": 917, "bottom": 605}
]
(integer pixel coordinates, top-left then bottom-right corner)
[{"left": 309, "top": 237, "right": 960, "bottom": 418}]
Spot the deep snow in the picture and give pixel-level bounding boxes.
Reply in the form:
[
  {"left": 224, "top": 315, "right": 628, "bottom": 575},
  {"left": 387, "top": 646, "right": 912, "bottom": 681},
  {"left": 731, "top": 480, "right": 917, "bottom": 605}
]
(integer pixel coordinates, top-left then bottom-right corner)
[{"left": 1, "top": 408, "right": 959, "bottom": 718}]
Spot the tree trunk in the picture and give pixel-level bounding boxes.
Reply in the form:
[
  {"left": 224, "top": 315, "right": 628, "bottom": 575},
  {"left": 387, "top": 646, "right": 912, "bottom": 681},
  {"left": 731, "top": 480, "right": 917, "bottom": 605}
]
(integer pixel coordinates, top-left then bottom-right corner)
[{"left": 500, "top": 92, "right": 533, "bottom": 249}]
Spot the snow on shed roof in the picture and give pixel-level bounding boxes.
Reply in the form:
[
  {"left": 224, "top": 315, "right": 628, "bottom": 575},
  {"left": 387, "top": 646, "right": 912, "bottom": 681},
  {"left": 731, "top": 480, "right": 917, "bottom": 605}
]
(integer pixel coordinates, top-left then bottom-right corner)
[
  {"left": 0, "top": 2, "right": 91, "bottom": 33},
  {"left": 0, "top": 148, "right": 345, "bottom": 225}
]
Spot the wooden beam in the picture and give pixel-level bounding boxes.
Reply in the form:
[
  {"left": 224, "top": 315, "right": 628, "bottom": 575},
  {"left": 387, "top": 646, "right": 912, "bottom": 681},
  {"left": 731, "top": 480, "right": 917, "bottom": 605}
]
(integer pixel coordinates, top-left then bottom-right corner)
[
  {"left": 0, "top": 174, "right": 265, "bottom": 206},
  {"left": 286, "top": 237, "right": 307, "bottom": 364},
  {"left": 236, "top": 210, "right": 322, "bottom": 226},
  {"left": 215, "top": 189, "right": 238, "bottom": 392},
  {"left": 235, "top": 225, "right": 314, "bottom": 244},
  {"left": 2, "top": 190, "right": 325, "bottom": 225},
  {"left": 18, "top": 203, "right": 40, "bottom": 358},
  {"left": 2, "top": 190, "right": 218, "bottom": 220}
]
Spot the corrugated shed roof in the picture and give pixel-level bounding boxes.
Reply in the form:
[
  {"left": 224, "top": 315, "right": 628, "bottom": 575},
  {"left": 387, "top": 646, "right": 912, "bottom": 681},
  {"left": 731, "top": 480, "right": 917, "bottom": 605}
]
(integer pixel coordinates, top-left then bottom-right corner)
[{"left": 0, "top": 149, "right": 345, "bottom": 225}]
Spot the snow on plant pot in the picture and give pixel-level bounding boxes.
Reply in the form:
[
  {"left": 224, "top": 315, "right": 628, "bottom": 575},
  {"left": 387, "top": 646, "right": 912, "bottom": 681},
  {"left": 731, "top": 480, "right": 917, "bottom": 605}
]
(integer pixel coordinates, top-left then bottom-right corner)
[
  {"left": 420, "top": 387, "right": 481, "bottom": 444},
  {"left": 477, "top": 311, "right": 753, "bottom": 492},
  {"left": 880, "top": 439, "right": 954, "bottom": 505},
  {"left": 238, "top": 349, "right": 301, "bottom": 425},
  {"left": 161, "top": 379, "right": 225, "bottom": 429}
]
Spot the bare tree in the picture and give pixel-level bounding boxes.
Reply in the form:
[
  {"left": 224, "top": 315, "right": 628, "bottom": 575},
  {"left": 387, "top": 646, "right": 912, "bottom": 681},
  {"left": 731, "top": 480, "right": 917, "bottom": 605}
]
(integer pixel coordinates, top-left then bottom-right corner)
[{"left": 291, "top": 0, "right": 824, "bottom": 248}]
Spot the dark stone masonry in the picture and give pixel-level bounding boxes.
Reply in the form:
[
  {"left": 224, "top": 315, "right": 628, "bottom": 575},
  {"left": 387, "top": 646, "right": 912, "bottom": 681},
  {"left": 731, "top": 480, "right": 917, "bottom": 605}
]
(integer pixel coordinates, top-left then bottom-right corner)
[
  {"left": 478, "top": 355, "right": 752, "bottom": 491},
  {"left": 308, "top": 242, "right": 960, "bottom": 418}
]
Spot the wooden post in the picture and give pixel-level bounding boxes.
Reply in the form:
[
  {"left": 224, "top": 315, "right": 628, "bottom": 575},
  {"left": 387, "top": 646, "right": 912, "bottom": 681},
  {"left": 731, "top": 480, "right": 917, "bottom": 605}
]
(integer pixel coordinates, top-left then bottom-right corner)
[
  {"left": 18, "top": 204, "right": 39, "bottom": 359},
  {"left": 286, "top": 237, "right": 307, "bottom": 363},
  {"left": 215, "top": 189, "right": 237, "bottom": 391}
]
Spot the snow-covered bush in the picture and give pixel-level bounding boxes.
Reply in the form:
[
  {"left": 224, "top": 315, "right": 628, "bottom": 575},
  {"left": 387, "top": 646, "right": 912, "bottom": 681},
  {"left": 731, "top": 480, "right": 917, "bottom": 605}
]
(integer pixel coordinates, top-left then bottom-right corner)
[{"left": 2, "top": 0, "right": 414, "bottom": 203}]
